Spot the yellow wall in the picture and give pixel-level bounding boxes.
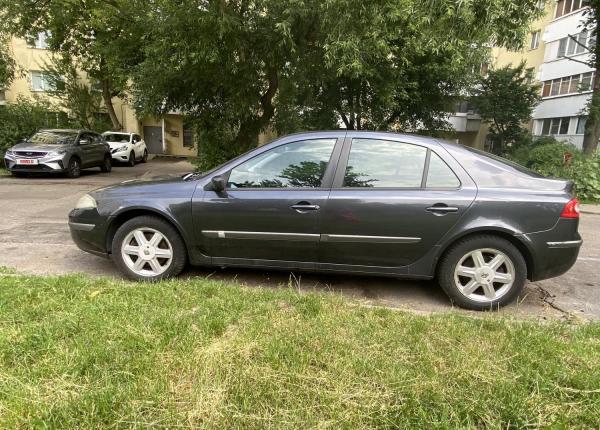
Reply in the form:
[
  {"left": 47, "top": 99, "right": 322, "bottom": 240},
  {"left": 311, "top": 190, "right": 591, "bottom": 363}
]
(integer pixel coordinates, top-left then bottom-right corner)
[{"left": 4, "top": 37, "right": 59, "bottom": 104}]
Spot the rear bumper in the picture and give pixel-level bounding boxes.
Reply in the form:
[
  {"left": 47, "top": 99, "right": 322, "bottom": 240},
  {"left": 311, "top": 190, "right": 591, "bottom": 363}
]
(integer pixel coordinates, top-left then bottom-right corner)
[{"left": 522, "top": 219, "right": 582, "bottom": 281}]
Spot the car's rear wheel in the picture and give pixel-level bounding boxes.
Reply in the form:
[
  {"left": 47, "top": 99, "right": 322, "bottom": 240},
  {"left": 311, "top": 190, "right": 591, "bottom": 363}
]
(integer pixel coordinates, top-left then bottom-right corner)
[
  {"left": 111, "top": 216, "right": 187, "bottom": 281},
  {"left": 437, "top": 235, "right": 526, "bottom": 310},
  {"left": 128, "top": 151, "right": 135, "bottom": 167},
  {"left": 141, "top": 149, "right": 148, "bottom": 163},
  {"left": 100, "top": 155, "right": 112, "bottom": 173},
  {"left": 67, "top": 157, "right": 81, "bottom": 178}
]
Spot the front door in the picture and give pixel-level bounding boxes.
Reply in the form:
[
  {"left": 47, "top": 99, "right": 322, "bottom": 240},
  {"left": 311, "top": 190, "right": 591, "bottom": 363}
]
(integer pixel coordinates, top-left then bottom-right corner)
[
  {"left": 319, "top": 135, "right": 476, "bottom": 273},
  {"left": 192, "top": 136, "right": 344, "bottom": 267},
  {"left": 144, "top": 126, "right": 163, "bottom": 154}
]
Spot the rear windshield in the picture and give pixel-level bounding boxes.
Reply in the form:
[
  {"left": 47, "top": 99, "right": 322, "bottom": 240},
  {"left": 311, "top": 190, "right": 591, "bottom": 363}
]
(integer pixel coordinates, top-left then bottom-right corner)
[
  {"left": 28, "top": 131, "right": 78, "bottom": 145},
  {"left": 461, "top": 146, "right": 545, "bottom": 179},
  {"left": 103, "top": 133, "right": 131, "bottom": 143}
]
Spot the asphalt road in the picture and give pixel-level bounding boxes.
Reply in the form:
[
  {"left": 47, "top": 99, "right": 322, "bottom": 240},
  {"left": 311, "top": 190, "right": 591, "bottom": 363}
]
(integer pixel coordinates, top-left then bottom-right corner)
[{"left": 1, "top": 158, "right": 599, "bottom": 320}]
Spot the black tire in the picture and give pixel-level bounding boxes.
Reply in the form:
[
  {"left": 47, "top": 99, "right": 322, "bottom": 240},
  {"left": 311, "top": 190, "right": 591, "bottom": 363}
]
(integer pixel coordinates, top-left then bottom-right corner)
[
  {"left": 127, "top": 151, "right": 135, "bottom": 167},
  {"left": 111, "top": 215, "right": 187, "bottom": 281},
  {"left": 436, "top": 235, "right": 527, "bottom": 311},
  {"left": 66, "top": 157, "right": 81, "bottom": 178},
  {"left": 100, "top": 155, "right": 112, "bottom": 173},
  {"left": 141, "top": 149, "right": 148, "bottom": 163}
]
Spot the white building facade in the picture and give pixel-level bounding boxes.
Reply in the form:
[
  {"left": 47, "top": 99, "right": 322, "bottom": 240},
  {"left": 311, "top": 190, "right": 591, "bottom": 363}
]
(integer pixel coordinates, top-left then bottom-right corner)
[{"left": 533, "top": 1, "right": 595, "bottom": 149}]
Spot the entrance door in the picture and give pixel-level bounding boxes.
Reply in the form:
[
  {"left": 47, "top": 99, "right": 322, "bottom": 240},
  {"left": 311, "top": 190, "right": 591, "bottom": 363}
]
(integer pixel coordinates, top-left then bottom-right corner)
[
  {"left": 143, "top": 126, "right": 163, "bottom": 154},
  {"left": 319, "top": 135, "right": 476, "bottom": 272},
  {"left": 192, "top": 136, "right": 344, "bottom": 267}
]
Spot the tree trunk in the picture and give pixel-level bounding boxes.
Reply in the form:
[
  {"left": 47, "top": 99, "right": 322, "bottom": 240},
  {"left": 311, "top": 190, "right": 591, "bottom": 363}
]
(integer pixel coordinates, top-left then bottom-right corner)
[
  {"left": 582, "top": 3, "right": 600, "bottom": 156},
  {"left": 582, "top": 74, "right": 600, "bottom": 155},
  {"left": 101, "top": 78, "right": 122, "bottom": 130}
]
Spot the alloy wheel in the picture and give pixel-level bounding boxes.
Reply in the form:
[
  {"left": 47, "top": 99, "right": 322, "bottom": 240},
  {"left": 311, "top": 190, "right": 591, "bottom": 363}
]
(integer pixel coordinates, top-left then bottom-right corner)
[
  {"left": 121, "top": 227, "right": 173, "bottom": 277},
  {"left": 453, "top": 248, "right": 515, "bottom": 303}
]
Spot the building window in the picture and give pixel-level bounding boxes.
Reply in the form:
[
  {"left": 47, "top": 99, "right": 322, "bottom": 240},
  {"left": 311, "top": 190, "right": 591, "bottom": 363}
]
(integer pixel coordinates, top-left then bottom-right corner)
[
  {"left": 26, "top": 32, "right": 50, "bottom": 49},
  {"left": 541, "top": 72, "right": 595, "bottom": 98},
  {"left": 30, "top": 71, "right": 63, "bottom": 92},
  {"left": 555, "top": 0, "right": 587, "bottom": 19},
  {"left": 557, "top": 30, "right": 592, "bottom": 58},
  {"left": 530, "top": 30, "right": 541, "bottom": 49},
  {"left": 576, "top": 117, "right": 587, "bottom": 134},
  {"left": 540, "top": 117, "right": 571, "bottom": 136},
  {"left": 183, "top": 124, "right": 194, "bottom": 147}
]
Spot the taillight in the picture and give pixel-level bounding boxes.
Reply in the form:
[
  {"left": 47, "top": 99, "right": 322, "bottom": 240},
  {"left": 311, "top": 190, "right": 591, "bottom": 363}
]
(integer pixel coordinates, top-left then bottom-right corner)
[{"left": 560, "top": 198, "right": 580, "bottom": 219}]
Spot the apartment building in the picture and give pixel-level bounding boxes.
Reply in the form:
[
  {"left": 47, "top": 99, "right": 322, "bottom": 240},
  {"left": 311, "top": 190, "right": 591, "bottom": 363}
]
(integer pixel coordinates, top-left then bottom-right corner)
[
  {"left": 449, "top": 1, "right": 555, "bottom": 149},
  {"left": 1, "top": 34, "right": 196, "bottom": 157},
  {"left": 532, "top": 0, "right": 595, "bottom": 148}
]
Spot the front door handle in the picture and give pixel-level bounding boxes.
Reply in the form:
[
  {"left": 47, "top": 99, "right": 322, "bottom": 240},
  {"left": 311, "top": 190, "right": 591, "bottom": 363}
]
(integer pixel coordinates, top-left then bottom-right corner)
[
  {"left": 291, "top": 203, "right": 320, "bottom": 213},
  {"left": 426, "top": 205, "right": 459, "bottom": 214}
]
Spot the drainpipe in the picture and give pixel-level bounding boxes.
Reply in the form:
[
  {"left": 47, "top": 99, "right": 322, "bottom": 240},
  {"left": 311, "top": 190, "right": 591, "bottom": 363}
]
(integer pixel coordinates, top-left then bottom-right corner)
[{"left": 161, "top": 117, "right": 166, "bottom": 154}]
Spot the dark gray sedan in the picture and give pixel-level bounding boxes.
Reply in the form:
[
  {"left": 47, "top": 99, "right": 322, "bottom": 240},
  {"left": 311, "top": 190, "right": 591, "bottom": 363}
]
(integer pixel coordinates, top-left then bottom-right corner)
[{"left": 68, "top": 131, "right": 582, "bottom": 310}]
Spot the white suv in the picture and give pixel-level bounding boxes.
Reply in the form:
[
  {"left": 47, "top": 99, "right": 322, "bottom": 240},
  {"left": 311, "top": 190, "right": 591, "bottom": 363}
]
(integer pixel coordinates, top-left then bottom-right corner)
[{"left": 102, "top": 132, "right": 148, "bottom": 166}]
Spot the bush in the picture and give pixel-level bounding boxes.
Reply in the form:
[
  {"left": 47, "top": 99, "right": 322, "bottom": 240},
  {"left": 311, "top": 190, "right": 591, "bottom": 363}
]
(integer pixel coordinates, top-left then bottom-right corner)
[{"left": 0, "top": 96, "right": 71, "bottom": 158}]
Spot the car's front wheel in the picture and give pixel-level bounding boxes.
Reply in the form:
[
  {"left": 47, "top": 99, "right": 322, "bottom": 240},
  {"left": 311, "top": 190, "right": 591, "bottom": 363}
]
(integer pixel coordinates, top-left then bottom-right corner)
[
  {"left": 66, "top": 157, "right": 81, "bottom": 178},
  {"left": 111, "top": 216, "right": 187, "bottom": 281},
  {"left": 437, "top": 235, "right": 527, "bottom": 310},
  {"left": 100, "top": 155, "right": 112, "bottom": 173},
  {"left": 127, "top": 151, "right": 135, "bottom": 167}
]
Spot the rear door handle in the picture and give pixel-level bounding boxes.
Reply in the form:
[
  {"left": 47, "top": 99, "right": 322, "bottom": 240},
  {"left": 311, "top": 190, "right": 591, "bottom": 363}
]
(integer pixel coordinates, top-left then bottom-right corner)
[
  {"left": 291, "top": 203, "right": 320, "bottom": 213},
  {"left": 426, "top": 206, "right": 459, "bottom": 214}
]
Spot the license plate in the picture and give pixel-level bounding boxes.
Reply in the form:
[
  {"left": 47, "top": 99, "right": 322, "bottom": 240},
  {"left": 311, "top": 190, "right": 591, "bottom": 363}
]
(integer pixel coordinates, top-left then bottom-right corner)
[{"left": 16, "top": 159, "right": 38, "bottom": 165}]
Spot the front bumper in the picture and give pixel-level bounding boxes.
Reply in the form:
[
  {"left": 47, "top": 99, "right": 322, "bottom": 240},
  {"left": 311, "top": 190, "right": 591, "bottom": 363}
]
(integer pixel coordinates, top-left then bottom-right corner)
[
  {"left": 110, "top": 148, "right": 131, "bottom": 162},
  {"left": 4, "top": 153, "right": 67, "bottom": 172},
  {"left": 68, "top": 208, "right": 110, "bottom": 258}
]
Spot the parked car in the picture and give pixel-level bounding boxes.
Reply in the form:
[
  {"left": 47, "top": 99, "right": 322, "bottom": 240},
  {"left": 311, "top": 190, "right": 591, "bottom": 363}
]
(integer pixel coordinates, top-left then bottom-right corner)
[
  {"left": 68, "top": 131, "right": 582, "bottom": 310},
  {"left": 102, "top": 131, "right": 148, "bottom": 166},
  {"left": 4, "top": 129, "right": 112, "bottom": 178}
]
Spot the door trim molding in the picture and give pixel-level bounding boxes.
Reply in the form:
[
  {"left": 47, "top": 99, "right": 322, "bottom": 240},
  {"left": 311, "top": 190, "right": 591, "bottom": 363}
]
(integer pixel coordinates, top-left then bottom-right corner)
[
  {"left": 202, "top": 230, "right": 320, "bottom": 242},
  {"left": 202, "top": 230, "right": 421, "bottom": 244},
  {"left": 321, "top": 234, "right": 421, "bottom": 244}
]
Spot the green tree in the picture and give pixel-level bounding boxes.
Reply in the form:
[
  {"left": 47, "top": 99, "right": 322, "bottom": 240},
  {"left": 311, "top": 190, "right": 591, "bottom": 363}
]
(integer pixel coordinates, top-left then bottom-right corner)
[
  {"left": 132, "top": 0, "right": 545, "bottom": 169},
  {"left": 471, "top": 62, "right": 540, "bottom": 153},
  {"left": 0, "top": 33, "right": 15, "bottom": 88},
  {"left": 43, "top": 58, "right": 112, "bottom": 130},
  {"left": 579, "top": 2, "right": 600, "bottom": 156},
  {"left": 0, "top": 0, "right": 144, "bottom": 130}
]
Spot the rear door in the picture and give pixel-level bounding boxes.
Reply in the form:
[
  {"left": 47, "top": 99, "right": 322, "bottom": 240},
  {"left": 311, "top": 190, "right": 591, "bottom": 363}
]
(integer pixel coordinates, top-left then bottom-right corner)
[
  {"left": 318, "top": 133, "right": 476, "bottom": 274},
  {"left": 192, "top": 133, "right": 345, "bottom": 267}
]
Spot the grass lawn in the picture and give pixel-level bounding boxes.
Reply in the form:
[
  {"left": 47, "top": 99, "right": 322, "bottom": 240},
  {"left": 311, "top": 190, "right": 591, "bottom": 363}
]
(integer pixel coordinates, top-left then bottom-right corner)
[
  {"left": 1, "top": 272, "right": 599, "bottom": 428},
  {"left": 0, "top": 167, "right": 9, "bottom": 176}
]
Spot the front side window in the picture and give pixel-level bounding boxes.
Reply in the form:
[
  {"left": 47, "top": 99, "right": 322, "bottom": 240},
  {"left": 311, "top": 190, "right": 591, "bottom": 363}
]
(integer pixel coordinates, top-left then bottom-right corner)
[
  {"left": 343, "top": 139, "right": 428, "bottom": 188},
  {"left": 228, "top": 139, "right": 337, "bottom": 189}
]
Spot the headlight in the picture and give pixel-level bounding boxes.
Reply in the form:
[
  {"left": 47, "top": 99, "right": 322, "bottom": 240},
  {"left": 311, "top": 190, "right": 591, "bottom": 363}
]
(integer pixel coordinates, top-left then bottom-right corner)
[
  {"left": 5, "top": 149, "right": 14, "bottom": 157},
  {"left": 75, "top": 194, "right": 97, "bottom": 209},
  {"left": 47, "top": 149, "right": 67, "bottom": 157},
  {"left": 115, "top": 145, "right": 128, "bottom": 152}
]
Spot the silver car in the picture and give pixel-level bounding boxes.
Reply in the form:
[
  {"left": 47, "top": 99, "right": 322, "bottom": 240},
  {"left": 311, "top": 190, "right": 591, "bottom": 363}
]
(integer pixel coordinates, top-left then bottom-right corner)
[{"left": 4, "top": 129, "right": 112, "bottom": 178}]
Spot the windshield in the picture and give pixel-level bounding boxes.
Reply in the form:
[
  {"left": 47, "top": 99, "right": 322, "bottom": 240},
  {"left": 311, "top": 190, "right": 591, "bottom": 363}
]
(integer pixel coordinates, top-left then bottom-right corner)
[
  {"left": 103, "top": 133, "right": 130, "bottom": 143},
  {"left": 28, "top": 131, "right": 79, "bottom": 145}
]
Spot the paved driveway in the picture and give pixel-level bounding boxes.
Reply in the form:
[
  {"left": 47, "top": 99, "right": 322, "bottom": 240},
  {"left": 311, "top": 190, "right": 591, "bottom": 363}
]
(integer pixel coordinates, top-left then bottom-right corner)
[{"left": 1, "top": 160, "right": 599, "bottom": 320}]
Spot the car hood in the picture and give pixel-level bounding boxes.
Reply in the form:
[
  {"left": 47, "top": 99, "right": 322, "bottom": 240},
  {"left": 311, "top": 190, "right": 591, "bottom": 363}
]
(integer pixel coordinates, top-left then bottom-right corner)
[
  {"left": 11, "top": 142, "right": 69, "bottom": 152},
  {"left": 107, "top": 141, "right": 130, "bottom": 148},
  {"left": 92, "top": 174, "right": 192, "bottom": 194}
]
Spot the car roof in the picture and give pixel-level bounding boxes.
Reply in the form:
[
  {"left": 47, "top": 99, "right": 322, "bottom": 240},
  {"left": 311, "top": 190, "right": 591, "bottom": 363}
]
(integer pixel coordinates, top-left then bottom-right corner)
[
  {"left": 102, "top": 131, "right": 133, "bottom": 135},
  {"left": 39, "top": 129, "right": 90, "bottom": 133}
]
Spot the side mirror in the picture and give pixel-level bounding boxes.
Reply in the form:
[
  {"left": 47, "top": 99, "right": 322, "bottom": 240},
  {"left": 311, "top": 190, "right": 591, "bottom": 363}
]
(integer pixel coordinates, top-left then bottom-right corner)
[{"left": 210, "top": 175, "right": 226, "bottom": 192}]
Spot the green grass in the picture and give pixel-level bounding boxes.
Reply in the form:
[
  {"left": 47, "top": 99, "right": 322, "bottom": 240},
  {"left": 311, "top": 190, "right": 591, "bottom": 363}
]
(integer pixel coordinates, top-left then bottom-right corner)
[
  {"left": 1, "top": 274, "right": 599, "bottom": 429},
  {"left": 0, "top": 167, "right": 9, "bottom": 176}
]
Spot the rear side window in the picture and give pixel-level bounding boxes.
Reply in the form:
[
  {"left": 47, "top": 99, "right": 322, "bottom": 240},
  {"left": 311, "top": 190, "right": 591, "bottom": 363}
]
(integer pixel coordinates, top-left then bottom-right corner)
[
  {"left": 343, "top": 139, "right": 427, "bottom": 188},
  {"left": 426, "top": 152, "right": 460, "bottom": 188},
  {"left": 228, "top": 139, "right": 337, "bottom": 188}
]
